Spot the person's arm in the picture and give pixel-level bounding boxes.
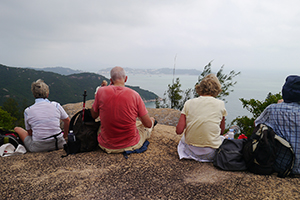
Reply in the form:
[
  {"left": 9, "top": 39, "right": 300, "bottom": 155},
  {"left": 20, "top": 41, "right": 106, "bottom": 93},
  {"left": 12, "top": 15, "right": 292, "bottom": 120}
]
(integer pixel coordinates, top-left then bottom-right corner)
[
  {"left": 140, "top": 113, "right": 154, "bottom": 128},
  {"left": 220, "top": 116, "right": 225, "bottom": 135},
  {"left": 13, "top": 127, "right": 32, "bottom": 143},
  {"left": 176, "top": 114, "right": 186, "bottom": 135},
  {"left": 62, "top": 117, "right": 70, "bottom": 138},
  {"left": 91, "top": 107, "right": 99, "bottom": 119}
]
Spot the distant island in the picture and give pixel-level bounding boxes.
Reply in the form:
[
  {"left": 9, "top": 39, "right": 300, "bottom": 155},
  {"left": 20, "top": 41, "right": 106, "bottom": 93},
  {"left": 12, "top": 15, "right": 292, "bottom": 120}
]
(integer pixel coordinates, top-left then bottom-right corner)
[
  {"left": 97, "top": 67, "right": 202, "bottom": 76},
  {"left": 30, "top": 66, "right": 202, "bottom": 76}
]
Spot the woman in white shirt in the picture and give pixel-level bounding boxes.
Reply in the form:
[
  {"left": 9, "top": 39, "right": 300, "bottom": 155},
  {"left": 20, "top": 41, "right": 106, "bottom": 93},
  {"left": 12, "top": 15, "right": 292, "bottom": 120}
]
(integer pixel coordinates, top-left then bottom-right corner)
[
  {"left": 176, "top": 74, "right": 227, "bottom": 162},
  {"left": 14, "top": 79, "right": 70, "bottom": 152}
]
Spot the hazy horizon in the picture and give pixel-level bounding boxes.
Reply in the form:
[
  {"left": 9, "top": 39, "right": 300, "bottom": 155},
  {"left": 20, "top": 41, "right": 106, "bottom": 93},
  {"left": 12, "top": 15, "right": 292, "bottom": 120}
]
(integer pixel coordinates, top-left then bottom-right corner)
[{"left": 1, "top": 1, "right": 300, "bottom": 74}]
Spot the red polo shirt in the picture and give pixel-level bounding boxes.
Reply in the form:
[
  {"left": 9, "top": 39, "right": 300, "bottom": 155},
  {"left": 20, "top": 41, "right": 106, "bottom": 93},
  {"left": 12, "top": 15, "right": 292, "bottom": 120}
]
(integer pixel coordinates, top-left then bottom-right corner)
[{"left": 93, "top": 85, "right": 148, "bottom": 149}]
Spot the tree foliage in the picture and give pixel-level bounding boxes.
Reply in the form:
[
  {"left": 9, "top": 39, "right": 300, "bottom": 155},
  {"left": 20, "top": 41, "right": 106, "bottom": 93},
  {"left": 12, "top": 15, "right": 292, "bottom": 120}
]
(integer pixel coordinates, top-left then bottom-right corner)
[
  {"left": 158, "top": 61, "right": 240, "bottom": 110},
  {"left": 2, "top": 98, "right": 21, "bottom": 119},
  {"left": 0, "top": 107, "right": 16, "bottom": 130},
  {"left": 156, "top": 78, "right": 192, "bottom": 110},
  {"left": 1, "top": 97, "right": 28, "bottom": 128},
  {"left": 167, "top": 78, "right": 182, "bottom": 109},
  {"left": 231, "top": 92, "right": 282, "bottom": 137},
  {"left": 194, "top": 61, "right": 240, "bottom": 101}
]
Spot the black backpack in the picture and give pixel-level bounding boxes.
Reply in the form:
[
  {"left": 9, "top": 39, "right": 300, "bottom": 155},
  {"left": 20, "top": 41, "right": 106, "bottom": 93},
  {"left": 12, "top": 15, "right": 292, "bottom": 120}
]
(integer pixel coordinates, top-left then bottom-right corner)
[
  {"left": 243, "top": 124, "right": 295, "bottom": 178},
  {"left": 62, "top": 109, "right": 100, "bottom": 157},
  {"left": 213, "top": 139, "right": 247, "bottom": 171}
]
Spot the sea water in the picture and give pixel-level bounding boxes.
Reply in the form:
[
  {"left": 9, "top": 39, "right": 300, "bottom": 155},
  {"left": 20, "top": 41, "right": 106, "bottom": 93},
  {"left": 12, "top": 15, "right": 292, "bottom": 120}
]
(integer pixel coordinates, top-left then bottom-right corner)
[{"left": 103, "top": 70, "right": 293, "bottom": 126}]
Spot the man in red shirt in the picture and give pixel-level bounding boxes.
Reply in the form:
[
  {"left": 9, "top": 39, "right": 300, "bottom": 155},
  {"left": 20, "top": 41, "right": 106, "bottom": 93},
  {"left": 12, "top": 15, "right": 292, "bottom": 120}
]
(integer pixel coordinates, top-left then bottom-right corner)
[{"left": 91, "top": 66, "right": 155, "bottom": 153}]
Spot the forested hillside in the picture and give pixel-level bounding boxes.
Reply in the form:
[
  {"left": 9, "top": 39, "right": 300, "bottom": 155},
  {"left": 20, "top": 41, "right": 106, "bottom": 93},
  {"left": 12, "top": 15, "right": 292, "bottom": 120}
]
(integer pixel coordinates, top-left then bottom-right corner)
[{"left": 0, "top": 64, "right": 158, "bottom": 106}]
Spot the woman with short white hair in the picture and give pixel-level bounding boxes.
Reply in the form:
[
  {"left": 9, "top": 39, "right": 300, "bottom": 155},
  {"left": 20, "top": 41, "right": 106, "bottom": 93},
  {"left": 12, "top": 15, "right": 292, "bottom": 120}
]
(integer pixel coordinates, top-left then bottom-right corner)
[{"left": 14, "top": 79, "right": 70, "bottom": 152}]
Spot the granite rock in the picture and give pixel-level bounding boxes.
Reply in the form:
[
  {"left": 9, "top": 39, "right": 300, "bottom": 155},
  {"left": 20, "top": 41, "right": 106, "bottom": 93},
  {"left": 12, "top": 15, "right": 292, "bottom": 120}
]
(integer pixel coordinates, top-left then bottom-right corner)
[{"left": 1, "top": 101, "right": 299, "bottom": 199}]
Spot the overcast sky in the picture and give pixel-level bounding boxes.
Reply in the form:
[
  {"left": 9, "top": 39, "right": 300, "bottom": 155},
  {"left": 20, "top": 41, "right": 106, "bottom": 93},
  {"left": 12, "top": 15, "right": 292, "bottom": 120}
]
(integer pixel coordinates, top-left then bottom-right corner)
[{"left": 1, "top": 0, "right": 300, "bottom": 74}]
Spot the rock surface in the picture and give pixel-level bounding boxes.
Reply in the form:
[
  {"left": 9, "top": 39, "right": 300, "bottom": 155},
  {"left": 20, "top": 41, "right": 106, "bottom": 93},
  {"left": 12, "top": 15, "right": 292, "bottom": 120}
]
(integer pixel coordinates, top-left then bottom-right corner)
[
  {"left": 62, "top": 100, "right": 181, "bottom": 127},
  {"left": 1, "top": 101, "right": 300, "bottom": 199}
]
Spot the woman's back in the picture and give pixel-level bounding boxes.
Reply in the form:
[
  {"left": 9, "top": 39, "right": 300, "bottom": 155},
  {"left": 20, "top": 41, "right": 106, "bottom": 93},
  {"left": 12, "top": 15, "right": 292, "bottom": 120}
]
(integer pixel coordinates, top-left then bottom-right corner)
[{"left": 183, "top": 96, "right": 227, "bottom": 148}]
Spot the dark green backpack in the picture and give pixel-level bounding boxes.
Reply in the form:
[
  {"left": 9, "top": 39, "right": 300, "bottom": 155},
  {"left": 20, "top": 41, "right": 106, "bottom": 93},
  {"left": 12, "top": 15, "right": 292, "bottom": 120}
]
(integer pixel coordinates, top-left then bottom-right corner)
[
  {"left": 62, "top": 109, "right": 100, "bottom": 157},
  {"left": 243, "top": 124, "right": 295, "bottom": 178},
  {"left": 0, "top": 128, "right": 21, "bottom": 148}
]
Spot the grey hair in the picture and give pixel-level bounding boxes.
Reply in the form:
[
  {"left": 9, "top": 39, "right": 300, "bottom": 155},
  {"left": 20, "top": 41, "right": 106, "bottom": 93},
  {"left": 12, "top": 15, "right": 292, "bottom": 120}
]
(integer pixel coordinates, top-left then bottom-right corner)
[
  {"left": 110, "top": 66, "right": 126, "bottom": 82},
  {"left": 31, "top": 79, "right": 49, "bottom": 98}
]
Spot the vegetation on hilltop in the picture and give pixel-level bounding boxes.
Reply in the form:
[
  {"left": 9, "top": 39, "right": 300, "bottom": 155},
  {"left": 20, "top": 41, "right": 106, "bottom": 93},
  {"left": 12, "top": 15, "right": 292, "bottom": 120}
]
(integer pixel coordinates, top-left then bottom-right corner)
[
  {"left": 157, "top": 61, "right": 240, "bottom": 110},
  {"left": 31, "top": 66, "right": 82, "bottom": 75},
  {"left": 0, "top": 107, "right": 16, "bottom": 130},
  {"left": 0, "top": 64, "right": 158, "bottom": 107},
  {"left": 231, "top": 92, "right": 282, "bottom": 137}
]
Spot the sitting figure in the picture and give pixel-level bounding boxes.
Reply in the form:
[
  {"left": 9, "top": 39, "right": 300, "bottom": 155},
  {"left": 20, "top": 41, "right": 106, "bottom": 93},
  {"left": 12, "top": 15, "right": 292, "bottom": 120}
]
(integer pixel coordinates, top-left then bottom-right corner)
[
  {"left": 14, "top": 79, "right": 70, "bottom": 152},
  {"left": 176, "top": 74, "right": 227, "bottom": 162},
  {"left": 91, "top": 66, "right": 155, "bottom": 153},
  {"left": 255, "top": 75, "right": 300, "bottom": 174},
  {"left": 95, "top": 80, "right": 108, "bottom": 95}
]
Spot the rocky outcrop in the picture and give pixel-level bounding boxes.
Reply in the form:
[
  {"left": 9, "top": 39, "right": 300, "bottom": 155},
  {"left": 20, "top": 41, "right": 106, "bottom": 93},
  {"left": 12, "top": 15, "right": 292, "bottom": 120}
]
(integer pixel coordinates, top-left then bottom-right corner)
[
  {"left": 1, "top": 101, "right": 299, "bottom": 199},
  {"left": 62, "top": 100, "right": 181, "bottom": 127}
]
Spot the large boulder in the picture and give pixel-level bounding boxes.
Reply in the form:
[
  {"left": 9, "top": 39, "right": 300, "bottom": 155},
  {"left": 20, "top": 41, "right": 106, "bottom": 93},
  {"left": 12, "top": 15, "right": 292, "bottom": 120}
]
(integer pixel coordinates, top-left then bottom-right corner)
[
  {"left": 1, "top": 101, "right": 299, "bottom": 199},
  {"left": 62, "top": 100, "right": 181, "bottom": 127},
  {"left": 1, "top": 122, "right": 299, "bottom": 199}
]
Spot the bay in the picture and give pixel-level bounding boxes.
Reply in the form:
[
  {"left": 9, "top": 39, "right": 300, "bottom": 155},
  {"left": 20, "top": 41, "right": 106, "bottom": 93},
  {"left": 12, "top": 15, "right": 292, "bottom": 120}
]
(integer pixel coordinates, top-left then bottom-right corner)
[{"left": 103, "top": 70, "right": 293, "bottom": 126}]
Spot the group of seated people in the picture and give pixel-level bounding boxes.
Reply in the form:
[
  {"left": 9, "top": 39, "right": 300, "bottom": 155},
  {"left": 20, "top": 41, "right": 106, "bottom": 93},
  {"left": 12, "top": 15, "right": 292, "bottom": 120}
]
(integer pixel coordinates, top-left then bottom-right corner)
[{"left": 14, "top": 66, "right": 300, "bottom": 175}]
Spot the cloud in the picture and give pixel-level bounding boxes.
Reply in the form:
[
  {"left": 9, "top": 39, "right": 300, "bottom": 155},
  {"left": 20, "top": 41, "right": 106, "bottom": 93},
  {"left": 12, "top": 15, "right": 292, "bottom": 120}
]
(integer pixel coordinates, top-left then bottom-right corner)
[{"left": 1, "top": 0, "right": 300, "bottom": 72}]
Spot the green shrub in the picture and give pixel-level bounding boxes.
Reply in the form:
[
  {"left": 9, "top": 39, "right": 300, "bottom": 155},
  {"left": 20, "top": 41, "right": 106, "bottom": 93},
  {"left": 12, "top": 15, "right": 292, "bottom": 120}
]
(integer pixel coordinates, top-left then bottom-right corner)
[
  {"left": 0, "top": 107, "right": 17, "bottom": 130},
  {"left": 230, "top": 92, "right": 282, "bottom": 137}
]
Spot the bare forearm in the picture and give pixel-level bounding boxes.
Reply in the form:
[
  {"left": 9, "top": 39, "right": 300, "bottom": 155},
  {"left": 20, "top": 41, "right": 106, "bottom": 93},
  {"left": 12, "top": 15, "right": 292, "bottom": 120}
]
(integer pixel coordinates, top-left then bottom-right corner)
[
  {"left": 220, "top": 117, "right": 225, "bottom": 135},
  {"left": 176, "top": 114, "right": 186, "bottom": 135},
  {"left": 91, "top": 107, "right": 99, "bottom": 119},
  {"left": 140, "top": 114, "right": 154, "bottom": 128},
  {"left": 63, "top": 124, "right": 69, "bottom": 138},
  {"left": 62, "top": 117, "right": 70, "bottom": 138}
]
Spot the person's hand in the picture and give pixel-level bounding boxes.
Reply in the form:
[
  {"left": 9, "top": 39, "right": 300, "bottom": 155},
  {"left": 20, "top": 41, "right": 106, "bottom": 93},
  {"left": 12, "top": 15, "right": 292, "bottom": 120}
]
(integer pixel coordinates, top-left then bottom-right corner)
[{"left": 277, "top": 99, "right": 284, "bottom": 103}]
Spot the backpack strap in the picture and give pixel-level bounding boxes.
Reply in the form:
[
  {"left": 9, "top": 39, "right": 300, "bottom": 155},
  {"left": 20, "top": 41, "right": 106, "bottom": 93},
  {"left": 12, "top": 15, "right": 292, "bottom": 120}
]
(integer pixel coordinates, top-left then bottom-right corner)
[
  {"left": 69, "top": 110, "right": 83, "bottom": 131},
  {"left": 274, "top": 135, "right": 295, "bottom": 178},
  {"left": 43, "top": 132, "right": 62, "bottom": 150}
]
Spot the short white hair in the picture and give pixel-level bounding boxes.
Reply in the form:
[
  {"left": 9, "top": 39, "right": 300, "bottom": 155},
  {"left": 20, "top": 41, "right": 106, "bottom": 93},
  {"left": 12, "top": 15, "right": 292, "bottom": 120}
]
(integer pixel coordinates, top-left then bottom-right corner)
[
  {"left": 110, "top": 66, "right": 126, "bottom": 82},
  {"left": 31, "top": 79, "right": 49, "bottom": 98}
]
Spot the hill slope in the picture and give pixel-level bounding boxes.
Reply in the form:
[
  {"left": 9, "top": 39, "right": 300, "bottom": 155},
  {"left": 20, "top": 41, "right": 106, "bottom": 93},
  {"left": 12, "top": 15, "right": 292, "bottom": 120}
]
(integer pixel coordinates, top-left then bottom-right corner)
[
  {"left": 31, "top": 66, "right": 82, "bottom": 75},
  {"left": 0, "top": 64, "right": 158, "bottom": 106}
]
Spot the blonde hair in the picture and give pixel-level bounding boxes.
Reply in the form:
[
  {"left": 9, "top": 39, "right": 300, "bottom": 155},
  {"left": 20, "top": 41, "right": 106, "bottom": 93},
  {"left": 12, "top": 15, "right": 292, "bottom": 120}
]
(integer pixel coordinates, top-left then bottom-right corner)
[
  {"left": 31, "top": 79, "right": 49, "bottom": 98},
  {"left": 101, "top": 80, "right": 108, "bottom": 86},
  {"left": 195, "top": 74, "right": 222, "bottom": 97}
]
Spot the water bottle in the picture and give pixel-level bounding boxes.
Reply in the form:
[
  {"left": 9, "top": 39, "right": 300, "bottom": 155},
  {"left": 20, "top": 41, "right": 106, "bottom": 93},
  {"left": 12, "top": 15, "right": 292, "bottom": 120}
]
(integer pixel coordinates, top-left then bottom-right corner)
[
  {"left": 68, "top": 130, "right": 76, "bottom": 142},
  {"left": 228, "top": 129, "right": 234, "bottom": 139},
  {"left": 230, "top": 125, "right": 240, "bottom": 135}
]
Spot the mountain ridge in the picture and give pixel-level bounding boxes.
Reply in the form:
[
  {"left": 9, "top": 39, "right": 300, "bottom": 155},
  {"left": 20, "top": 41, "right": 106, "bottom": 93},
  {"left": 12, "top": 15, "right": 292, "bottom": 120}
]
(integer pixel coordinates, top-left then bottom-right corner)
[
  {"left": 0, "top": 64, "right": 158, "bottom": 106},
  {"left": 30, "top": 66, "right": 82, "bottom": 75},
  {"left": 27, "top": 66, "right": 202, "bottom": 76}
]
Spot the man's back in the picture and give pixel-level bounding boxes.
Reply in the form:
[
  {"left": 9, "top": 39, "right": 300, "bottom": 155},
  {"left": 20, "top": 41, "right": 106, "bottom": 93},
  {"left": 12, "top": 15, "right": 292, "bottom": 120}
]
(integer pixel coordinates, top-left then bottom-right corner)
[
  {"left": 255, "top": 102, "right": 300, "bottom": 174},
  {"left": 93, "top": 85, "right": 148, "bottom": 149}
]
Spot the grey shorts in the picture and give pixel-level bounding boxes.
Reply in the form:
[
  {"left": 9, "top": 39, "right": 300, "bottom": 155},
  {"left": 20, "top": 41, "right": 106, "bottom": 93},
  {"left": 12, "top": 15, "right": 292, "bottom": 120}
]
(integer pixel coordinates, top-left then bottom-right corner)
[{"left": 24, "top": 136, "right": 66, "bottom": 152}]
